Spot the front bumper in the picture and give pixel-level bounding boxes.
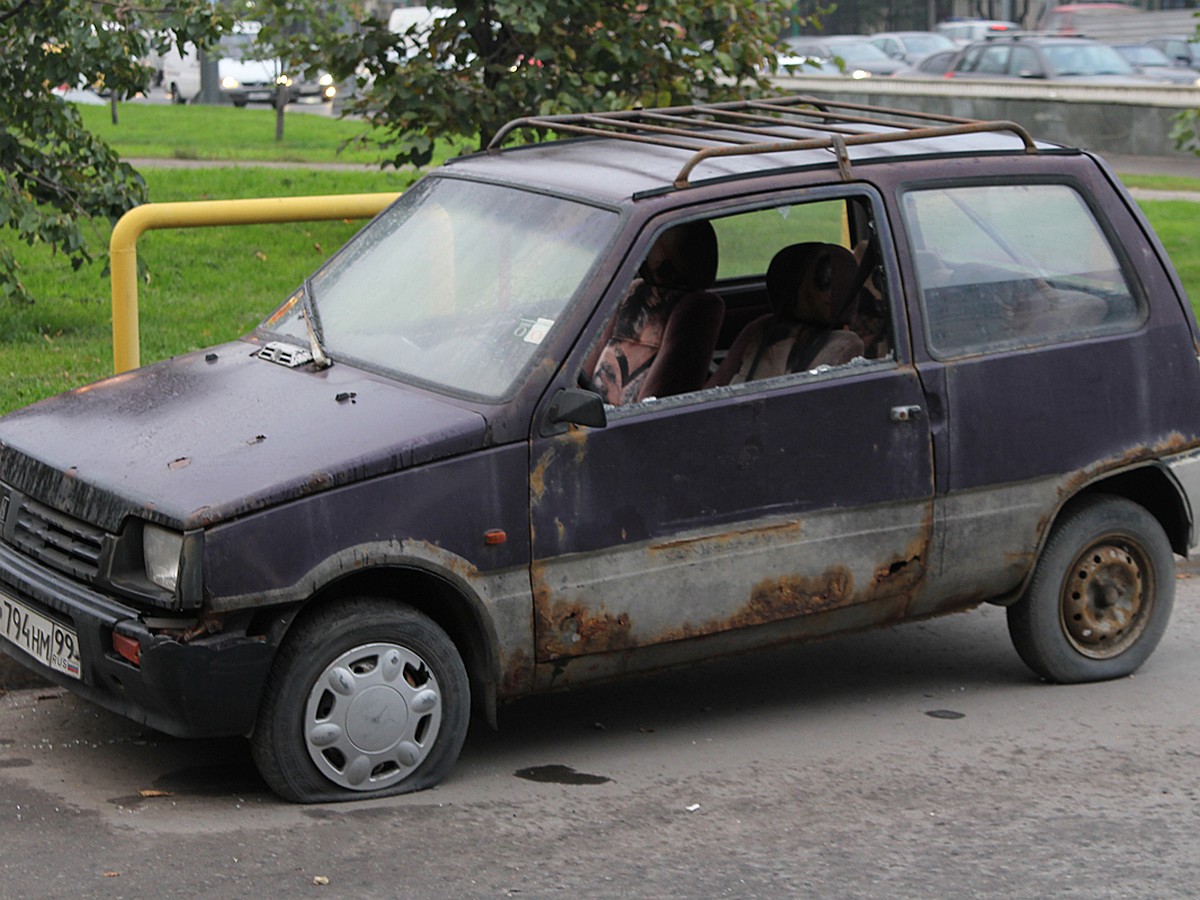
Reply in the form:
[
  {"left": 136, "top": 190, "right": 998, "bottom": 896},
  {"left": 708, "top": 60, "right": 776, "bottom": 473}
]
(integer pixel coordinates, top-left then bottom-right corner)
[{"left": 0, "top": 540, "right": 273, "bottom": 738}]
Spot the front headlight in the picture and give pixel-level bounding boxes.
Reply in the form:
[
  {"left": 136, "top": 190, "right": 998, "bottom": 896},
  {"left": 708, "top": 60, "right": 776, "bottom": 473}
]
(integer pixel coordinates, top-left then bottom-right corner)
[
  {"left": 319, "top": 73, "right": 334, "bottom": 86},
  {"left": 220, "top": 75, "right": 240, "bottom": 90},
  {"left": 143, "top": 524, "right": 184, "bottom": 593}
]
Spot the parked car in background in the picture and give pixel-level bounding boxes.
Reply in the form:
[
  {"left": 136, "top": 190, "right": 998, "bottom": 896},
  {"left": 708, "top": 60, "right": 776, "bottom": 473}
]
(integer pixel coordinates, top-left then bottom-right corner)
[
  {"left": 157, "top": 22, "right": 336, "bottom": 106},
  {"left": 780, "top": 35, "right": 906, "bottom": 77},
  {"left": 1110, "top": 43, "right": 1200, "bottom": 85},
  {"left": 893, "top": 47, "right": 961, "bottom": 78},
  {"left": 936, "top": 18, "right": 1021, "bottom": 45},
  {"left": 1038, "top": 2, "right": 1140, "bottom": 34},
  {"left": 1144, "top": 35, "right": 1200, "bottom": 68},
  {"left": 948, "top": 34, "right": 1158, "bottom": 84},
  {"left": 870, "top": 30, "right": 957, "bottom": 63}
]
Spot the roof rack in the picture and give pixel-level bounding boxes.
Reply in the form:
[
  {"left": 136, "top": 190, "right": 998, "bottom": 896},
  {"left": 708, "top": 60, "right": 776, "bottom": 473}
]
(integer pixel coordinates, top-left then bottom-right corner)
[{"left": 488, "top": 96, "right": 1038, "bottom": 188}]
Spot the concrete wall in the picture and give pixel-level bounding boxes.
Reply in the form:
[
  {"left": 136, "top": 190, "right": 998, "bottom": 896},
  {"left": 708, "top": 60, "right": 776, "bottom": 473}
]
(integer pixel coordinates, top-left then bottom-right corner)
[{"left": 771, "top": 76, "right": 1200, "bottom": 161}]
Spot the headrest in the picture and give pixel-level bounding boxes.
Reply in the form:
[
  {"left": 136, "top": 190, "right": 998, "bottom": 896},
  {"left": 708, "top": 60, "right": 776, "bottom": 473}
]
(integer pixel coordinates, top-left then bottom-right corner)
[
  {"left": 641, "top": 220, "right": 719, "bottom": 291},
  {"left": 766, "top": 242, "right": 858, "bottom": 326}
]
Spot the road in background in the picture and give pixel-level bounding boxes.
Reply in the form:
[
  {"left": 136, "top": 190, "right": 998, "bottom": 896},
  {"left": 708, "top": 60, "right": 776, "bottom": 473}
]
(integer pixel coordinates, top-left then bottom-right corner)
[{"left": 1, "top": 575, "right": 1198, "bottom": 897}]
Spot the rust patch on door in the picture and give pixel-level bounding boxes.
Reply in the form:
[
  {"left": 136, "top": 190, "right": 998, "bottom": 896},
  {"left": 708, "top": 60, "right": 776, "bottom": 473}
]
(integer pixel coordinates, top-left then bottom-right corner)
[
  {"left": 738, "top": 567, "right": 855, "bottom": 624},
  {"left": 535, "top": 596, "right": 636, "bottom": 659}
]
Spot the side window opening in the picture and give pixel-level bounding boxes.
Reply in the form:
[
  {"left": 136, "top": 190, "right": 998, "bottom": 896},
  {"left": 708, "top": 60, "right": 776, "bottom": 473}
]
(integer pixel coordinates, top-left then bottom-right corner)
[
  {"left": 902, "top": 183, "right": 1141, "bottom": 357},
  {"left": 579, "top": 195, "right": 894, "bottom": 408}
]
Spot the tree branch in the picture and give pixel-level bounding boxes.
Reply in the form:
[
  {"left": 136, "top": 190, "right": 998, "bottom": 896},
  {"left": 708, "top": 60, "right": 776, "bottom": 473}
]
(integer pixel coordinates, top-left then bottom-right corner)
[{"left": 0, "top": 0, "right": 37, "bottom": 25}]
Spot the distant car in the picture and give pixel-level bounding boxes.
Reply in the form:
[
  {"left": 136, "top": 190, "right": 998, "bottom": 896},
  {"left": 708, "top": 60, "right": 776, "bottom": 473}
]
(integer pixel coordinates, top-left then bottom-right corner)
[
  {"left": 780, "top": 35, "right": 906, "bottom": 77},
  {"left": 948, "top": 34, "right": 1158, "bottom": 84},
  {"left": 935, "top": 19, "right": 1021, "bottom": 45},
  {"left": 1144, "top": 35, "right": 1200, "bottom": 68},
  {"left": 216, "top": 28, "right": 335, "bottom": 108},
  {"left": 157, "top": 22, "right": 336, "bottom": 106},
  {"left": 1038, "top": 2, "right": 1140, "bottom": 34},
  {"left": 1110, "top": 43, "right": 1200, "bottom": 85},
  {"left": 894, "top": 48, "right": 961, "bottom": 78},
  {"left": 774, "top": 55, "right": 846, "bottom": 77},
  {"left": 870, "top": 31, "right": 957, "bottom": 63}
]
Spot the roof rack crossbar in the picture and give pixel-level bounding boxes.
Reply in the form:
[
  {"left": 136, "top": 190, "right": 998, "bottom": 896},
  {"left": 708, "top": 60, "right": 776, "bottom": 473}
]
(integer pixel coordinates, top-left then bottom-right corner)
[
  {"left": 673, "top": 119, "right": 1037, "bottom": 187},
  {"left": 572, "top": 114, "right": 773, "bottom": 147},
  {"left": 487, "top": 99, "right": 1039, "bottom": 188},
  {"left": 645, "top": 107, "right": 875, "bottom": 141}
]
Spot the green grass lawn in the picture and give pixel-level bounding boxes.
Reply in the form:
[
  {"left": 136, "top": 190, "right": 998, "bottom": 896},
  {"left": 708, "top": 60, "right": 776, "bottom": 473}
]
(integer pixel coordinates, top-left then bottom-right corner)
[
  {"left": 3, "top": 166, "right": 411, "bottom": 411},
  {"left": 2, "top": 103, "right": 1199, "bottom": 414},
  {"left": 77, "top": 101, "right": 472, "bottom": 166}
]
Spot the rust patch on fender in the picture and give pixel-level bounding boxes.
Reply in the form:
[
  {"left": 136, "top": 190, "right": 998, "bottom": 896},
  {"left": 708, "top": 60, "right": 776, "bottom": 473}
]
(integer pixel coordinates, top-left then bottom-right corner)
[
  {"left": 498, "top": 646, "right": 534, "bottom": 699},
  {"left": 531, "top": 431, "right": 589, "bottom": 505}
]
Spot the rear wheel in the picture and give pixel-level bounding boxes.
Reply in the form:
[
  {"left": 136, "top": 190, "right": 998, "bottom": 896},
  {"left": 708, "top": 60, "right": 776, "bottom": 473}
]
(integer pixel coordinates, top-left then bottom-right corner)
[
  {"left": 1007, "top": 494, "right": 1174, "bottom": 683},
  {"left": 252, "top": 597, "right": 469, "bottom": 803}
]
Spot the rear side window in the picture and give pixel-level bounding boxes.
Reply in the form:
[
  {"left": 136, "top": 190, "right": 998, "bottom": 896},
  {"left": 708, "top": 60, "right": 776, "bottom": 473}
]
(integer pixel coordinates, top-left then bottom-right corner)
[{"left": 902, "top": 183, "right": 1140, "bottom": 357}]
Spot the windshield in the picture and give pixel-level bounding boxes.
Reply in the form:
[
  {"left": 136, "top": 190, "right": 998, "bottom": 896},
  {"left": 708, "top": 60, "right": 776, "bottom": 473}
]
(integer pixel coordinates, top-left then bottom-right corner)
[
  {"left": 828, "top": 41, "right": 893, "bottom": 64},
  {"left": 218, "top": 33, "right": 255, "bottom": 61},
  {"left": 903, "top": 34, "right": 954, "bottom": 55},
  {"left": 262, "top": 177, "right": 618, "bottom": 401},
  {"left": 1118, "top": 45, "right": 1170, "bottom": 67},
  {"left": 1043, "top": 43, "right": 1134, "bottom": 76}
]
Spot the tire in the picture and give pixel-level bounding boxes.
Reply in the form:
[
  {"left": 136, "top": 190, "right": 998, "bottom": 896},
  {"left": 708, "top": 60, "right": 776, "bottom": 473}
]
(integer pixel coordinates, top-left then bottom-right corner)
[
  {"left": 1007, "top": 494, "right": 1174, "bottom": 683},
  {"left": 251, "top": 597, "right": 470, "bottom": 803}
]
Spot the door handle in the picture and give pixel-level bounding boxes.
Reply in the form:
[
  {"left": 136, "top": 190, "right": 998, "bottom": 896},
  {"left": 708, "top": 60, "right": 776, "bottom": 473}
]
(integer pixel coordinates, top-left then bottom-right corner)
[{"left": 890, "top": 405, "right": 922, "bottom": 423}]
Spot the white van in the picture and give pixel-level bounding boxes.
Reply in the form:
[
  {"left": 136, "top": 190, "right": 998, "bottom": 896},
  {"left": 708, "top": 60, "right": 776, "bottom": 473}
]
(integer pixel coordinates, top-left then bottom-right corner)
[{"left": 155, "top": 22, "right": 334, "bottom": 106}]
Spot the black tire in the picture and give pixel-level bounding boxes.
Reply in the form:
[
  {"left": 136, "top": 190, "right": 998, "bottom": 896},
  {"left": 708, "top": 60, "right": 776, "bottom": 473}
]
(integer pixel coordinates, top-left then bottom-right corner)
[
  {"left": 251, "top": 597, "right": 470, "bottom": 803},
  {"left": 1007, "top": 494, "right": 1174, "bottom": 683}
]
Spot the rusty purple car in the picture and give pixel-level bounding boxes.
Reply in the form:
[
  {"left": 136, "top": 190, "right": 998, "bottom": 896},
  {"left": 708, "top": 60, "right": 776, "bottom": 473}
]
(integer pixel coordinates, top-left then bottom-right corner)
[{"left": 2, "top": 97, "right": 1199, "bottom": 802}]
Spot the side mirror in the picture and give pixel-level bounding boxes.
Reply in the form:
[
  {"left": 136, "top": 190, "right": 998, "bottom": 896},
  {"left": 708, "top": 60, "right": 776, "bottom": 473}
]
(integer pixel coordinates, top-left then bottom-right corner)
[{"left": 542, "top": 388, "right": 607, "bottom": 436}]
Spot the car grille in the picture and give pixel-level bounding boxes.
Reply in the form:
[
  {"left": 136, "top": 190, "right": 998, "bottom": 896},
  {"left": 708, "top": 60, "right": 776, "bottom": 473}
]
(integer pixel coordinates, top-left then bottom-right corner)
[{"left": 10, "top": 496, "right": 105, "bottom": 581}]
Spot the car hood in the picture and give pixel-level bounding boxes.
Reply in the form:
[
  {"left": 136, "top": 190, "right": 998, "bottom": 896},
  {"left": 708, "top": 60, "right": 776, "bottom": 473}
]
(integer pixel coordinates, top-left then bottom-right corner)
[{"left": 0, "top": 340, "right": 489, "bottom": 532}]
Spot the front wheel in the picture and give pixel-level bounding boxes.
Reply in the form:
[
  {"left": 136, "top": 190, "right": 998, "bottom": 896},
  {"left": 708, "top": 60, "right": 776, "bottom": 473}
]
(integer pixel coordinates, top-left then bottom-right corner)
[
  {"left": 1007, "top": 494, "right": 1174, "bottom": 683},
  {"left": 252, "top": 597, "right": 470, "bottom": 803}
]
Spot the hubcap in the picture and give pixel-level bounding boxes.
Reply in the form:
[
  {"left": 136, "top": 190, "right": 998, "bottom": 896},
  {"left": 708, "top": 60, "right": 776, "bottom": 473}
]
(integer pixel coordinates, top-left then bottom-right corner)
[
  {"left": 304, "top": 642, "right": 442, "bottom": 791},
  {"left": 1060, "top": 539, "right": 1153, "bottom": 659}
]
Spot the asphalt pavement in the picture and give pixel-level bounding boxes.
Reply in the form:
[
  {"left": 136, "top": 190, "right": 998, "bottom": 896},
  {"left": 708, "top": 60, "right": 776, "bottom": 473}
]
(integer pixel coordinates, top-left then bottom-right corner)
[{"left": 1, "top": 579, "right": 1198, "bottom": 897}]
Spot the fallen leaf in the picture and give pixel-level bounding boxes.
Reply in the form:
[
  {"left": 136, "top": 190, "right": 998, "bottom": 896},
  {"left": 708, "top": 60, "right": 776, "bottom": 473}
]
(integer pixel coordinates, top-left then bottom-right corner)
[
  {"left": 255, "top": 250, "right": 268, "bottom": 261},
  {"left": 138, "top": 789, "right": 173, "bottom": 798},
  {"left": 103, "top": 872, "right": 120, "bottom": 878},
  {"left": 313, "top": 875, "right": 330, "bottom": 886}
]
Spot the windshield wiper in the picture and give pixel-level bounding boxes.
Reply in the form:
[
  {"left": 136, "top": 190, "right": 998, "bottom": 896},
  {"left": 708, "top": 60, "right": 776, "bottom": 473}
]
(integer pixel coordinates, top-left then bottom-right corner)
[{"left": 301, "top": 278, "right": 332, "bottom": 370}]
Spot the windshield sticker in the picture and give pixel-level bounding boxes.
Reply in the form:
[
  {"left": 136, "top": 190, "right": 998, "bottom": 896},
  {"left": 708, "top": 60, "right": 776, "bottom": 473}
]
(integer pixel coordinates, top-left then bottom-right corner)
[{"left": 520, "top": 317, "right": 555, "bottom": 345}]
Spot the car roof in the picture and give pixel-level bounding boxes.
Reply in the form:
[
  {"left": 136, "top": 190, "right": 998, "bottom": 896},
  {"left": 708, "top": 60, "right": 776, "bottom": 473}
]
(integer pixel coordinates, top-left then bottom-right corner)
[
  {"left": 442, "top": 97, "right": 1053, "bottom": 207},
  {"left": 971, "top": 33, "right": 1105, "bottom": 45}
]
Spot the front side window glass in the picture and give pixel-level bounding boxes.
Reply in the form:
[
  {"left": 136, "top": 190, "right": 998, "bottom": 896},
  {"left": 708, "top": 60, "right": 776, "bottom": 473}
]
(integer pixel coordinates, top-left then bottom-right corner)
[
  {"left": 711, "top": 200, "right": 846, "bottom": 280},
  {"left": 582, "top": 194, "right": 892, "bottom": 410},
  {"left": 903, "top": 183, "right": 1140, "bottom": 356},
  {"left": 262, "top": 177, "right": 617, "bottom": 400}
]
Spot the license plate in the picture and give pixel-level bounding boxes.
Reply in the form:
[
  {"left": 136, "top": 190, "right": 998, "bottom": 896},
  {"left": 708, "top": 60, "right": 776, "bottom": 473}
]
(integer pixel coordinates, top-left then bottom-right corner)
[{"left": 0, "top": 592, "right": 81, "bottom": 680}]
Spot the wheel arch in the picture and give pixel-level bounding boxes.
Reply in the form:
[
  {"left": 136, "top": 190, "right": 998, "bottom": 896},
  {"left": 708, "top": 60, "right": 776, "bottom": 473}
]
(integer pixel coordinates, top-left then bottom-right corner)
[
  {"left": 993, "top": 462, "right": 1191, "bottom": 610},
  {"left": 1075, "top": 463, "right": 1191, "bottom": 556},
  {"left": 256, "top": 563, "right": 504, "bottom": 728}
]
